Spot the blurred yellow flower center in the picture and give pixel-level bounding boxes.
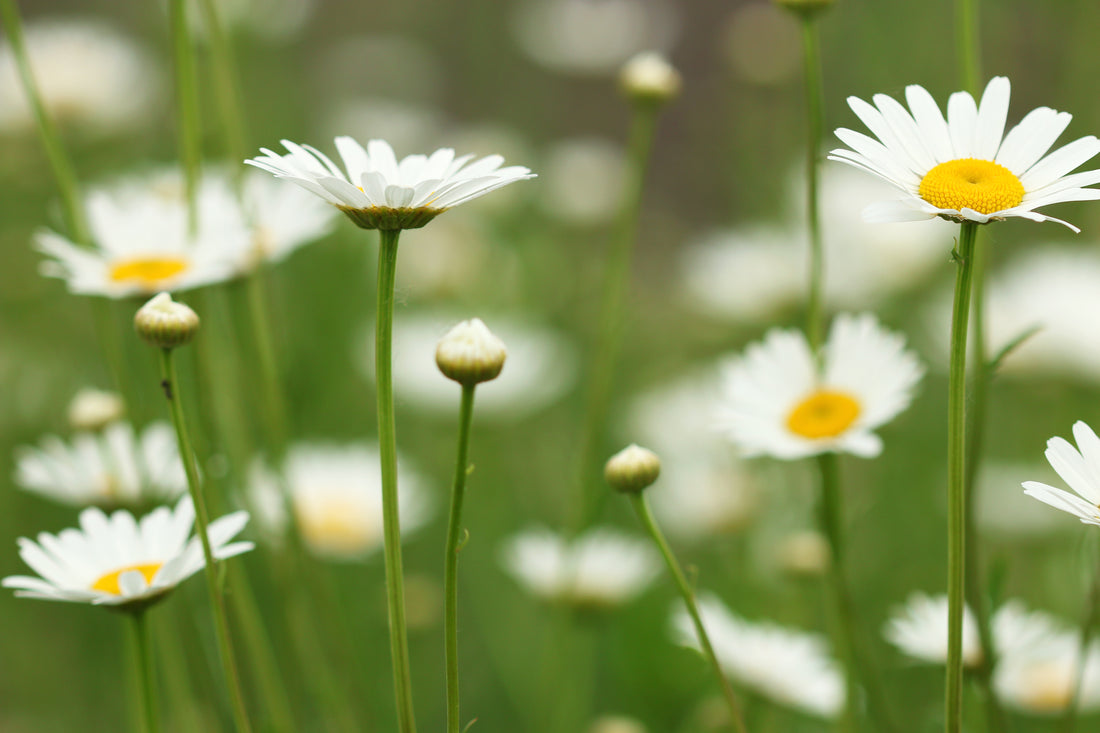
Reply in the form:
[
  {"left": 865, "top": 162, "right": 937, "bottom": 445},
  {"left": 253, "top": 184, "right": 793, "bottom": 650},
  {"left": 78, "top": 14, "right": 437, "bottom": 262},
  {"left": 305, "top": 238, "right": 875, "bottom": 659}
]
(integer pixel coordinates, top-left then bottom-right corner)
[
  {"left": 297, "top": 499, "right": 375, "bottom": 557},
  {"left": 109, "top": 257, "right": 189, "bottom": 287},
  {"left": 90, "top": 562, "right": 163, "bottom": 595},
  {"left": 1019, "top": 661, "right": 1073, "bottom": 712},
  {"left": 787, "top": 390, "right": 861, "bottom": 439},
  {"left": 918, "top": 158, "right": 1025, "bottom": 215}
]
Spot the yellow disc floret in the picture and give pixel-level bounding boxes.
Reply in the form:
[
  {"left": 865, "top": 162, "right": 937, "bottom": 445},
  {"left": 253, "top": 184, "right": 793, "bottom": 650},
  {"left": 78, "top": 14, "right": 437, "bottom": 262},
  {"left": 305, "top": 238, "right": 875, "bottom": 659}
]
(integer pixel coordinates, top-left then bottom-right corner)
[
  {"left": 91, "top": 562, "right": 163, "bottom": 595},
  {"left": 787, "top": 390, "right": 861, "bottom": 439},
  {"left": 918, "top": 158, "right": 1025, "bottom": 215},
  {"left": 109, "top": 257, "right": 189, "bottom": 288}
]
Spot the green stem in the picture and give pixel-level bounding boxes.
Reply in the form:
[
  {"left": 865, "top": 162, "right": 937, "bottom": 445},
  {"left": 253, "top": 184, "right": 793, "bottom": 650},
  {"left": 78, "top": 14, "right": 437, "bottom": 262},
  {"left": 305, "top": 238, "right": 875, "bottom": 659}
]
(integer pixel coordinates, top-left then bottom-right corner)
[
  {"left": 628, "top": 494, "right": 748, "bottom": 733},
  {"left": 956, "top": 0, "right": 981, "bottom": 94},
  {"left": 374, "top": 228, "right": 417, "bottom": 733},
  {"left": 800, "top": 15, "right": 826, "bottom": 352},
  {"left": 129, "top": 611, "right": 160, "bottom": 733},
  {"left": 946, "top": 221, "right": 979, "bottom": 733},
  {"left": 1060, "top": 540, "right": 1100, "bottom": 733},
  {"left": 445, "top": 383, "right": 477, "bottom": 733},
  {"left": 245, "top": 271, "right": 291, "bottom": 462},
  {"left": 817, "top": 452, "right": 896, "bottom": 733},
  {"left": 194, "top": 0, "right": 248, "bottom": 190},
  {"left": 571, "top": 104, "right": 660, "bottom": 531},
  {"left": 167, "top": 0, "right": 203, "bottom": 229},
  {"left": 157, "top": 347, "right": 253, "bottom": 733},
  {"left": 0, "top": 0, "right": 91, "bottom": 246}
]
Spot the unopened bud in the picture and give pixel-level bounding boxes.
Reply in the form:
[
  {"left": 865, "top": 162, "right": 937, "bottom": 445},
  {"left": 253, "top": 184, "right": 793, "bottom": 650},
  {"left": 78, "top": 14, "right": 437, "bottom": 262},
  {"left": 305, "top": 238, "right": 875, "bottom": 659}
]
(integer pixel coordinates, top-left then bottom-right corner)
[
  {"left": 134, "top": 292, "right": 200, "bottom": 349},
  {"left": 620, "top": 52, "right": 681, "bottom": 105},
  {"left": 435, "top": 318, "right": 507, "bottom": 385},
  {"left": 68, "top": 389, "right": 125, "bottom": 431},
  {"left": 605, "top": 444, "right": 661, "bottom": 493},
  {"left": 773, "top": 0, "right": 835, "bottom": 17}
]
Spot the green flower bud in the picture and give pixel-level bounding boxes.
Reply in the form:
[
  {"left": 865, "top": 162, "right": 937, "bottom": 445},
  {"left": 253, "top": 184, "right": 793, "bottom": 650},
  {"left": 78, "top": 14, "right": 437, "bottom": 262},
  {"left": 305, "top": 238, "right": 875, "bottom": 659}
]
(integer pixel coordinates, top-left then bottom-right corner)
[
  {"left": 604, "top": 444, "right": 661, "bottom": 493},
  {"left": 68, "top": 389, "right": 125, "bottom": 431},
  {"left": 134, "top": 292, "right": 199, "bottom": 349},
  {"left": 620, "top": 52, "right": 681, "bottom": 105},
  {"left": 435, "top": 318, "right": 507, "bottom": 385}
]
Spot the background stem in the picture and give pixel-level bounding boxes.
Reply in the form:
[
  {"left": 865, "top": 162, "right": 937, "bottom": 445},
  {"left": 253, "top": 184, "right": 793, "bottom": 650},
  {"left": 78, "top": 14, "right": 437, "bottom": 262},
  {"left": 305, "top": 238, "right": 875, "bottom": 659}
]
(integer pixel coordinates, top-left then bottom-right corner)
[{"left": 130, "top": 611, "right": 160, "bottom": 733}]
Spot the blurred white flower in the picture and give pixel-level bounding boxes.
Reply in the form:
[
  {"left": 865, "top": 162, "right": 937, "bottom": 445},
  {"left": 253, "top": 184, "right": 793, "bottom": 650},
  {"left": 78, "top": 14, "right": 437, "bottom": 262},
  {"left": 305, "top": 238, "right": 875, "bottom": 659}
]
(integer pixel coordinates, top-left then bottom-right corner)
[
  {"left": 2, "top": 496, "right": 252, "bottom": 609},
  {"left": 67, "top": 388, "right": 124, "bottom": 432},
  {"left": 188, "top": 0, "right": 315, "bottom": 41},
  {"left": 996, "top": 636, "right": 1100, "bottom": 715},
  {"left": 248, "top": 444, "right": 431, "bottom": 560},
  {"left": 1023, "top": 421, "right": 1100, "bottom": 527},
  {"left": 541, "top": 138, "right": 627, "bottom": 225},
  {"left": 36, "top": 168, "right": 251, "bottom": 297},
  {"left": 511, "top": 0, "right": 678, "bottom": 76},
  {"left": 717, "top": 313, "right": 924, "bottom": 459},
  {"left": 0, "top": 18, "right": 159, "bottom": 135},
  {"left": 589, "top": 715, "right": 647, "bottom": 733},
  {"left": 323, "top": 97, "right": 442, "bottom": 159},
  {"left": 774, "top": 530, "right": 830, "bottom": 576},
  {"left": 673, "top": 594, "right": 844, "bottom": 718},
  {"left": 500, "top": 527, "right": 658, "bottom": 609},
  {"left": 362, "top": 312, "right": 578, "bottom": 421},
  {"left": 15, "top": 421, "right": 185, "bottom": 508},
  {"left": 238, "top": 169, "right": 337, "bottom": 270}
]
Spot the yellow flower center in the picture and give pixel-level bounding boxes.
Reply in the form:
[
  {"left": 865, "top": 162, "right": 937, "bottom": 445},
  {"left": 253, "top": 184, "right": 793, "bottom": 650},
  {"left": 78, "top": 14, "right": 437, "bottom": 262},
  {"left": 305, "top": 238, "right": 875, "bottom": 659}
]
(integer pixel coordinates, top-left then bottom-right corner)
[
  {"left": 297, "top": 498, "right": 376, "bottom": 557},
  {"left": 786, "top": 390, "right": 862, "bottom": 439},
  {"left": 109, "top": 257, "right": 189, "bottom": 288},
  {"left": 1019, "top": 661, "right": 1074, "bottom": 712},
  {"left": 90, "top": 562, "right": 163, "bottom": 595},
  {"left": 918, "top": 158, "right": 1025, "bottom": 215}
]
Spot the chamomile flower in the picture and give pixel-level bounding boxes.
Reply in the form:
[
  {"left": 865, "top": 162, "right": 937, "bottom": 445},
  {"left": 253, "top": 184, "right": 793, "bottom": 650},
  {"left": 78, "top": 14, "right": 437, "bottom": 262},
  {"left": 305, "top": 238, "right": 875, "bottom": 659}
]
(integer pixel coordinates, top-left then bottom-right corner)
[
  {"left": 829, "top": 76, "right": 1100, "bottom": 232},
  {"left": 14, "top": 422, "right": 186, "bottom": 508},
  {"left": 996, "top": 636, "right": 1100, "bottom": 715},
  {"left": 673, "top": 594, "right": 844, "bottom": 718},
  {"left": 247, "top": 444, "right": 431, "bottom": 560},
  {"left": 2, "top": 496, "right": 252, "bottom": 610},
  {"left": 35, "top": 170, "right": 251, "bottom": 297},
  {"left": 1023, "top": 421, "right": 1100, "bottom": 526},
  {"left": 500, "top": 527, "right": 659, "bottom": 609},
  {"left": 237, "top": 170, "right": 338, "bottom": 271},
  {"left": 246, "top": 137, "right": 535, "bottom": 230},
  {"left": 717, "top": 313, "right": 924, "bottom": 459}
]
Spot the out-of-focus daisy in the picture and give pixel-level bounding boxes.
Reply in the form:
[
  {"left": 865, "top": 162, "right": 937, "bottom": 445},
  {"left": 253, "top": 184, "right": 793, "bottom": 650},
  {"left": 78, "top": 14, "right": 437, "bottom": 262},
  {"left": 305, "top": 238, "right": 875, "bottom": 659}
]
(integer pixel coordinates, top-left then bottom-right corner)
[
  {"left": 188, "top": 0, "right": 315, "bottom": 41},
  {"left": 829, "top": 76, "right": 1100, "bottom": 232},
  {"left": 996, "top": 636, "right": 1100, "bottom": 715},
  {"left": 884, "top": 594, "right": 1062, "bottom": 667},
  {"left": 0, "top": 18, "right": 159, "bottom": 135},
  {"left": 67, "top": 388, "right": 124, "bottom": 432},
  {"left": 673, "top": 594, "right": 844, "bottom": 718},
  {"left": 717, "top": 313, "right": 924, "bottom": 459},
  {"left": 36, "top": 169, "right": 251, "bottom": 297},
  {"left": 541, "top": 138, "right": 627, "bottom": 225},
  {"left": 774, "top": 530, "right": 831, "bottom": 577},
  {"left": 247, "top": 444, "right": 431, "bottom": 560},
  {"left": 237, "top": 170, "right": 337, "bottom": 271},
  {"left": 246, "top": 137, "right": 535, "bottom": 230},
  {"left": 500, "top": 527, "right": 659, "bottom": 609},
  {"left": 2, "top": 496, "right": 252, "bottom": 610},
  {"left": 362, "top": 312, "right": 578, "bottom": 421},
  {"left": 625, "top": 371, "right": 759, "bottom": 538},
  {"left": 1023, "top": 421, "right": 1100, "bottom": 527},
  {"left": 15, "top": 422, "right": 185, "bottom": 508}
]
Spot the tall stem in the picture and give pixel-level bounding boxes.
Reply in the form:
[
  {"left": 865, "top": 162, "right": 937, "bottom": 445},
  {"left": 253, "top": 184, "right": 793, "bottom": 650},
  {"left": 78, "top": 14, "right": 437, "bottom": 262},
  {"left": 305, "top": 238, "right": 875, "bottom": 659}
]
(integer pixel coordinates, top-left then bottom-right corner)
[
  {"left": 628, "top": 494, "right": 748, "bottom": 733},
  {"left": 158, "top": 347, "right": 253, "bottom": 733},
  {"left": 800, "top": 14, "right": 826, "bottom": 352},
  {"left": 167, "top": 0, "right": 202, "bottom": 228},
  {"left": 194, "top": 0, "right": 248, "bottom": 190},
  {"left": 956, "top": 0, "right": 981, "bottom": 93},
  {"left": 1060, "top": 539, "right": 1100, "bottom": 733},
  {"left": 129, "top": 611, "right": 160, "bottom": 733},
  {"left": 571, "top": 104, "right": 659, "bottom": 531},
  {"left": 375, "top": 228, "right": 417, "bottom": 733},
  {"left": 445, "top": 383, "right": 477, "bottom": 733},
  {"left": 946, "top": 221, "right": 979, "bottom": 733}
]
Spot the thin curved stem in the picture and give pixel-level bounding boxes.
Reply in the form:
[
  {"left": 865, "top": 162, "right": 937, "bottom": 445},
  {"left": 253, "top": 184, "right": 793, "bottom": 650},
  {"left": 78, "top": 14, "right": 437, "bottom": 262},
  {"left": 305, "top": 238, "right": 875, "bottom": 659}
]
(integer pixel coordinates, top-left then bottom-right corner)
[
  {"left": 628, "top": 494, "right": 748, "bottom": 733},
  {"left": 800, "top": 14, "right": 826, "bottom": 353},
  {"left": 445, "top": 383, "right": 477, "bottom": 733},
  {"left": 946, "top": 221, "right": 979, "bottom": 733},
  {"left": 167, "top": 0, "right": 202, "bottom": 231},
  {"left": 375, "top": 228, "right": 418, "bottom": 733},
  {"left": 158, "top": 348, "right": 253, "bottom": 733},
  {"left": 129, "top": 611, "right": 160, "bottom": 733}
]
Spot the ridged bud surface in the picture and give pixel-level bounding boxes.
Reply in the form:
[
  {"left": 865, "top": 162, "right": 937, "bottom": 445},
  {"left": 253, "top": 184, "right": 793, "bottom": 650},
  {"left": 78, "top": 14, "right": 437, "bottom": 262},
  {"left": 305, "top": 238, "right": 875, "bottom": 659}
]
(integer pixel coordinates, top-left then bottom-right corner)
[
  {"left": 435, "top": 318, "right": 507, "bottom": 385},
  {"left": 604, "top": 444, "right": 661, "bottom": 494},
  {"left": 134, "top": 292, "right": 200, "bottom": 349}
]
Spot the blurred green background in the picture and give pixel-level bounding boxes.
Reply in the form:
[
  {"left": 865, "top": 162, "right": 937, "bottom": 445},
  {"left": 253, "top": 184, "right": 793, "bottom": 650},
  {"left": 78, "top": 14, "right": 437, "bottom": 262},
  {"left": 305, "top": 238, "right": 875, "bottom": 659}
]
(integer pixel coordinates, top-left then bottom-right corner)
[{"left": 5, "top": 0, "right": 1100, "bottom": 731}]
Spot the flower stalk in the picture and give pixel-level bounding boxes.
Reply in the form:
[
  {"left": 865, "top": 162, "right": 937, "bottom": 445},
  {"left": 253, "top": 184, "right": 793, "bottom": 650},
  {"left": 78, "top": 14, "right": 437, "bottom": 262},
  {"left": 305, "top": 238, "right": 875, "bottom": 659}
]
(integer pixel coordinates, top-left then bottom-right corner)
[
  {"left": 129, "top": 610, "right": 160, "bottom": 733},
  {"left": 1060, "top": 538, "right": 1100, "bottom": 733},
  {"left": 375, "top": 228, "right": 418, "bottom": 733},
  {"left": 799, "top": 13, "right": 826, "bottom": 352}
]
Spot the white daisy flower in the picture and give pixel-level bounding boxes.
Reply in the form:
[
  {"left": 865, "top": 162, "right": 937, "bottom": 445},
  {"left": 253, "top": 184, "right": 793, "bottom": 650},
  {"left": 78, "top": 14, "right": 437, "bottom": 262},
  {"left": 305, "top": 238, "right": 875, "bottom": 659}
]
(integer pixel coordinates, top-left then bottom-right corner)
[
  {"left": 247, "top": 444, "right": 431, "bottom": 560},
  {"left": 500, "top": 527, "right": 659, "bottom": 609},
  {"left": 829, "top": 76, "right": 1100, "bottom": 232},
  {"left": 35, "top": 169, "right": 252, "bottom": 298},
  {"left": 238, "top": 170, "right": 337, "bottom": 271},
  {"left": 0, "top": 18, "right": 159, "bottom": 135},
  {"left": 884, "top": 594, "right": 1062, "bottom": 667},
  {"left": 1023, "top": 421, "right": 1100, "bottom": 527},
  {"left": 14, "top": 421, "right": 186, "bottom": 508},
  {"left": 2, "top": 496, "right": 252, "bottom": 609},
  {"left": 245, "top": 137, "right": 535, "bottom": 230},
  {"left": 673, "top": 594, "right": 844, "bottom": 718},
  {"left": 716, "top": 313, "right": 924, "bottom": 459},
  {"left": 362, "top": 312, "right": 579, "bottom": 421},
  {"left": 996, "top": 636, "right": 1100, "bottom": 715}
]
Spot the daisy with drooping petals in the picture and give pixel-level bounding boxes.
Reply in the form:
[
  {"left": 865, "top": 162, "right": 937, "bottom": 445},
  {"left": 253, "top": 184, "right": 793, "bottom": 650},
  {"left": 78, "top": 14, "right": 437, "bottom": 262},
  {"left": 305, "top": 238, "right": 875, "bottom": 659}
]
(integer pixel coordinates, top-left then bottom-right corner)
[
  {"left": 1023, "top": 421, "right": 1100, "bottom": 526},
  {"left": 245, "top": 137, "right": 535, "bottom": 230},
  {"left": 716, "top": 313, "right": 924, "bottom": 459},
  {"left": 2, "top": 496, "right": 252, "bottom": 610},
  {"left": 829, "top": 76, "right": 1100, "bottom": 232}
]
